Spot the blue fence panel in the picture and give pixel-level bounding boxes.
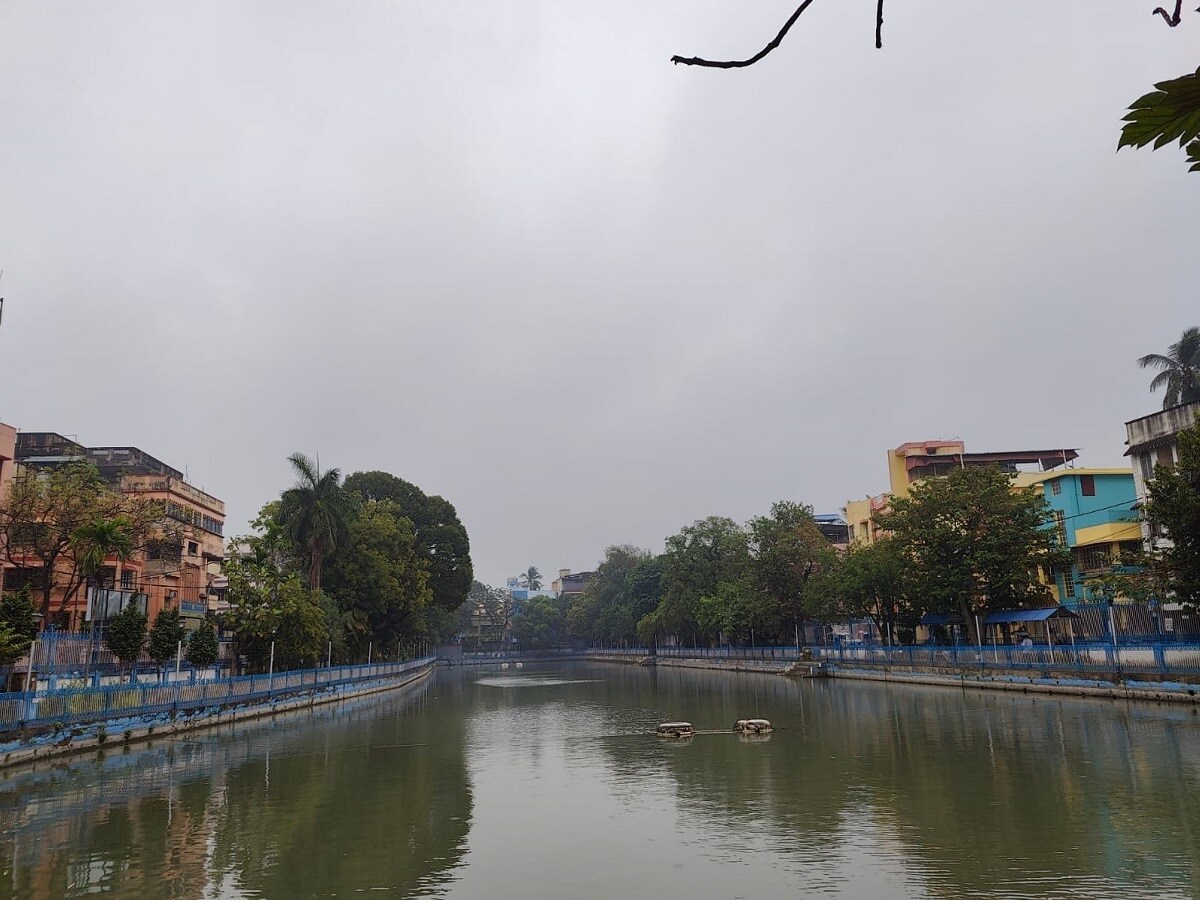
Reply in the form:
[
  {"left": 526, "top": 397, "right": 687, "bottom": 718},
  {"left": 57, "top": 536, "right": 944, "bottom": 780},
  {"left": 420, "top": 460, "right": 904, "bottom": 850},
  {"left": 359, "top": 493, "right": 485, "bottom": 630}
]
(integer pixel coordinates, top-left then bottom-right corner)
[
  {"left": 0, "top": 657, "right": 434, "bottom": 732},
  {"left": 585, "top": 643, "right": 1200, "bottom": 678}
]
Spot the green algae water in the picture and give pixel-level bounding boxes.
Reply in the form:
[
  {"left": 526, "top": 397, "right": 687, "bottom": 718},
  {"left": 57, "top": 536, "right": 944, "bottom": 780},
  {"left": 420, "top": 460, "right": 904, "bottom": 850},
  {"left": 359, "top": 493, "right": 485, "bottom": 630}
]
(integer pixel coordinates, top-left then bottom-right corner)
[{"left": 0, "top": 663, "right": 1197, "bottom": 898}]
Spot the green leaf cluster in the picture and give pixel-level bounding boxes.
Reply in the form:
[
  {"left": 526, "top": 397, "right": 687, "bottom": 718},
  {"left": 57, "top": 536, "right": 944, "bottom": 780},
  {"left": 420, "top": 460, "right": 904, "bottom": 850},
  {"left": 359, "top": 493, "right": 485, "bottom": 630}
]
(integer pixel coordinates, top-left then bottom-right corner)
[
  {"left": 186, "top": 624, "right": 220, "bottom": 668},
  {"left": 566, "top": 546, "right": 661, "bottom": 646},
  {"left": 1146, "top": 416, "right": 1200, "bottom": 610},
  {"left": 105, "top": 601, "right": 148, "bottom": 671},
  {"left": 1119, "top": 66, "right": 1200, "bottom": 173},
  {"left": 148, "top": 608, "right": 187, "bottom": 666},
  {"left": 0, "top": 586, "right": 38, "bottom": 666}
]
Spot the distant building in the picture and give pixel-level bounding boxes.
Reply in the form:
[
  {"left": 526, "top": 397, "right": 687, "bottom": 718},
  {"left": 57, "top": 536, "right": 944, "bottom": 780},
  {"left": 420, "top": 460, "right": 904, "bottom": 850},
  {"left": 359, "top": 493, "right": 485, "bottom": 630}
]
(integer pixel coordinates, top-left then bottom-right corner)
[
  {"left": 552, "top": 569, "right": 594, "bottom": 598},
  {"left": 1014, "top": 469, "right": 1140, "bottom": 604},
  {"left": 0, "top": 422, "right": 16, "bottom": 595},
  {"left": 1124, "top": 401, "right": 1200, "bottom": 550},
  {"left": 8, "top": 432, "right": 224, "bottom": 629},
  {"left": 846, "top": 440, "right": 1079, "bottom": 546},
  {"left": 813, "top": 514, "right": 850, "bottom": 551}
]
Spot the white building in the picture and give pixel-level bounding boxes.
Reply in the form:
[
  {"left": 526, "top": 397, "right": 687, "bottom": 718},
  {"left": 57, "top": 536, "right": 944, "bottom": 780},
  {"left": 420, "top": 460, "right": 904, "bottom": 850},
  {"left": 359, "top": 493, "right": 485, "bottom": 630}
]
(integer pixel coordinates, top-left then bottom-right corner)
[{"left": 1124, "top": 400, "right": 1200, "bottom": 549}]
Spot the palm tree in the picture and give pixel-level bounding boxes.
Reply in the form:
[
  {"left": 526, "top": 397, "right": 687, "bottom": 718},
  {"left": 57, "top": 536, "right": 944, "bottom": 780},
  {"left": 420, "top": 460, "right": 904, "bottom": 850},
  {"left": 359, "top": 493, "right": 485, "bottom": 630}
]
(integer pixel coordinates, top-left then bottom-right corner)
[
  {"left": 72, "top": 516, "right": 136, "bottom": 592},
  {"left": 524, "top": 566, "right": 542, "bottom": 590},
  {"left": 70, "top": 516, "right": 137, "bottom": 628},
  {"left": 1138, "top": 326, "right": 1200, "bottom": 409},
  {"left": 278, "top": 452, "right": 354, "bottom": 591}
]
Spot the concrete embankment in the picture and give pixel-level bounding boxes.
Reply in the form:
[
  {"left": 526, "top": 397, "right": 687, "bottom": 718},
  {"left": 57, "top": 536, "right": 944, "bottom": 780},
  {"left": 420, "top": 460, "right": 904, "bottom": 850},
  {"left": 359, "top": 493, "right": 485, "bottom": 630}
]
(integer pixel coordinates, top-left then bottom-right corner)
[
  {"left": 830, "top": 667, "right": 1200, "bottom": 705},
  {"left": 582, "top": 653, "right": 1200, "bottom": 705},
  {"left": 0, "top": 662, "right": 436, "bottom": 772},
  {"left": 585, "top": 653, "right": 797, "bottom": 675}
]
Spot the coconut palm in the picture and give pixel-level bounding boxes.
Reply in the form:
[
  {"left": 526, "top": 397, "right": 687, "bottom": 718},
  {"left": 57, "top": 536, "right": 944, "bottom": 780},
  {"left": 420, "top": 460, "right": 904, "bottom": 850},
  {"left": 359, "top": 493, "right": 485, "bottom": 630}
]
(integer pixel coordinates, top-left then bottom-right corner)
[
  {"left": 1139, "top": 326, "right": 1200, "bottom": 409},
  {"left": 278, "top": 452, "right": 354, "bottom": 591},
  {"left": 71, "top": 516, "right": 137, "bottom": 594},
  {"left": 524, "top": 566, "right": 542, "bottom": 590}
]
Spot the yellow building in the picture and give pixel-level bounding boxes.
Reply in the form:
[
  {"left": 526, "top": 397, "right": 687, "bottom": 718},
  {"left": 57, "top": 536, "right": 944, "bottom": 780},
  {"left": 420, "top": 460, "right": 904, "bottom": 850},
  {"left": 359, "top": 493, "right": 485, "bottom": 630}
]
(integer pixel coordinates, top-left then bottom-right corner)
[{"left": 846, "top": 441, "right": 1079, "bottom": 547}]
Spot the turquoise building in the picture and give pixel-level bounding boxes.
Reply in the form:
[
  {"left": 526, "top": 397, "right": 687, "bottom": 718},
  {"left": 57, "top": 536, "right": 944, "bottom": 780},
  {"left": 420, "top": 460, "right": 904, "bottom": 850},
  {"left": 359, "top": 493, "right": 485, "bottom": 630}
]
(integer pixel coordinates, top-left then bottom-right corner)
[{"left": 1015, "top": 469, "right": 1140, "bottom": 605}]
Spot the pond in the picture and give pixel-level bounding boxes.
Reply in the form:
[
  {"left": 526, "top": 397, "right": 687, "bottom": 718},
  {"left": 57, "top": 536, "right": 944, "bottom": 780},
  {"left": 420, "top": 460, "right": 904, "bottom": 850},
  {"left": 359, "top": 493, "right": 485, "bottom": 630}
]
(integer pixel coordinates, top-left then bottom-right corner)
[{"left": 0, "top": 663, "right": 1197, "bottom": 898}]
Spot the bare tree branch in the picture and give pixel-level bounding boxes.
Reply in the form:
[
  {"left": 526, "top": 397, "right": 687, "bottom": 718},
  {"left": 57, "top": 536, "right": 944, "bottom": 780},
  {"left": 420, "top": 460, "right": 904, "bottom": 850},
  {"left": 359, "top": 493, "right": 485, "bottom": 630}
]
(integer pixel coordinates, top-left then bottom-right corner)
[
  {"left": 1152, "top": 0, "right": 1183, "bottom": 25},
  {"left": 671, "top": 0, "right": 819, "bottom": 68},
  {"left": 876, "top": 0, "right": 885, "bottom": 48}
]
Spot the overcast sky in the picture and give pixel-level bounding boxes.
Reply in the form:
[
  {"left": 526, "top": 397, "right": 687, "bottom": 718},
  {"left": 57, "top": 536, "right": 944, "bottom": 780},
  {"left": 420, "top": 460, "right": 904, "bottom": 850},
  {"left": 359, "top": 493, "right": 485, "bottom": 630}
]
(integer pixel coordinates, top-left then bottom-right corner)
[{"left": 0, "top": 0, "right": 1196, "bottom": 586}]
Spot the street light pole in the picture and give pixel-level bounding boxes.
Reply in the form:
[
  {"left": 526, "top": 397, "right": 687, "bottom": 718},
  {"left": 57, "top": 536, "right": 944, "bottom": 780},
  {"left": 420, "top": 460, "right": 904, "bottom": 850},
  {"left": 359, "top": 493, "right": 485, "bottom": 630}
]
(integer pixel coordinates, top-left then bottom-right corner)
[{"left": 267, "top": 640, "right": 275, "bottom": 698}]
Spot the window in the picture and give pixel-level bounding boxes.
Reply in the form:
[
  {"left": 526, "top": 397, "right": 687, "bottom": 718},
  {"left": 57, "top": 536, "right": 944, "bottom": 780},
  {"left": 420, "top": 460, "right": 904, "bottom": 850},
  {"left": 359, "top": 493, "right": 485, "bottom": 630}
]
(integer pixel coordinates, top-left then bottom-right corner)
[
  {"left": 1062, "top": 569, "right": 1076, "bottom": 598},
  {"left": 1140, "top": 453, "right": 1155, "bottom": 484},
  {"left": 1051, "top": 479, "right": 1062, "bottom": 496},
  {"left": 1053, "top": 510, "right": 1066, "bottom": 543},
  {"left": 187, "top": 541, "right": 199, "bottom": 556},
  {"left": 3, "top": 567, "right": 42, "bottom": 591},
  {"left": 1157, "top": 446, "right": 1175, "bottom": 469},
  {"left": 1079, "top": 546, "right": 1110, "bottom": 572},
  {"left": 147, "top": 541, "right": 182, "bottom": 563},
  {"left": 120, "top": 569, "right": 135, "bottom": 590},
  {"left": 1080, "top": 474, "right": 1095, "bottom": 497}
]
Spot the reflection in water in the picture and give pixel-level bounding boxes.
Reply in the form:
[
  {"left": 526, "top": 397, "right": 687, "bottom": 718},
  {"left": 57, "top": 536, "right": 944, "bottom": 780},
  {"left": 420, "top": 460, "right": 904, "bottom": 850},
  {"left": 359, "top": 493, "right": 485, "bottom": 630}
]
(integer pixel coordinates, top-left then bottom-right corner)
[
  {"left": 0, "top": 678, "right": 472, "bottom": 898},
  {"left": 0, "top": 663, "right": 1196, "bottom": 898}
]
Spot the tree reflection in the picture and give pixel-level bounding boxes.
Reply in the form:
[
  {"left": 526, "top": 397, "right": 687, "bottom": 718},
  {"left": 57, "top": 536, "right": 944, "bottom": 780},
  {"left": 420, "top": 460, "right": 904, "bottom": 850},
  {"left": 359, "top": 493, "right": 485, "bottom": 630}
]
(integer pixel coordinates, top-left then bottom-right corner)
[{"left": 0, "top": 679, "right": 472, "bottom": 899}]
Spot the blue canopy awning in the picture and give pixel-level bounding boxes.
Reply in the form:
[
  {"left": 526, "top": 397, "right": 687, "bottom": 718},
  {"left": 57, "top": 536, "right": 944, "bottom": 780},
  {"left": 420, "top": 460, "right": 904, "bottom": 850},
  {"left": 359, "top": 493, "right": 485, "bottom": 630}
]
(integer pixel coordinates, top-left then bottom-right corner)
[
  {"left": 920, "top": 612, "right": 964, "bottom": 626},
  {"left": 984, "top": 607, "right": 1080, "bottom": 625}
]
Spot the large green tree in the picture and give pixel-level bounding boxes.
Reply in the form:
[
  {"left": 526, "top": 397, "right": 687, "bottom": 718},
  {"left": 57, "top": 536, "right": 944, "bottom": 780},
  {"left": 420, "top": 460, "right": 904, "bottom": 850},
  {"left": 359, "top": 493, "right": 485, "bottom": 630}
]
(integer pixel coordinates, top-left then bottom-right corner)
[
  {"left": 644, "top": 516, "right": 750, "bottom": 644},
  {"left": 343, "top": 471, "right": 473, "bottom": 614},
  {"left": 805, "top": 539, "right": 911, "bottom": 643},
  {"left": 322, "top": 499, "right": 433, "bottom": 656},
  {"left": 748, "top": 501, "right": 836, "bottom": 645},
  {"left": 278, "top": 452, "right": 355, "bottom": 591},
  {"left": 221, "top": 552, "right": 332, "bottom": 673},
  {"left": 880, "top": 467, "right": 1064, "bottom": 642},
  {"left": 1138, "top": 326, "right": 1200, "bottom": 409},
  {"left": 566, "top": 546, "right": 660, "bottom": 646},
  {"left": 510, "top": 595, "right": 566, "bottom": 650},
  {"left": 1145, "top": 418, "right": 1200, "bottom": 610}
]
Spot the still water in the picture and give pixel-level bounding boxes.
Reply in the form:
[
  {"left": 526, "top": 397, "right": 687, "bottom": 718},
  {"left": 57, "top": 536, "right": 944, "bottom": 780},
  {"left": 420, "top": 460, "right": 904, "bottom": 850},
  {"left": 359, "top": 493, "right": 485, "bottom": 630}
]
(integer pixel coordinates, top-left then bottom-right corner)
[{"left": 0, "top": 663, "right": 1198, "bottom": 899}]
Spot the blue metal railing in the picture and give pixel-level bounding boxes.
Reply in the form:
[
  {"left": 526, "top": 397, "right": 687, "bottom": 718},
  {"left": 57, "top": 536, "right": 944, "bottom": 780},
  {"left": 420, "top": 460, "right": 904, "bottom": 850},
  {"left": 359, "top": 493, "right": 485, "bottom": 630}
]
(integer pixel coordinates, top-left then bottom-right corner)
[
  {"left": 584, "top": 644, "right": 1200, "bottom": 677},
  {"left": 0, "top": 657, "right": 435, "bottom": 732}
]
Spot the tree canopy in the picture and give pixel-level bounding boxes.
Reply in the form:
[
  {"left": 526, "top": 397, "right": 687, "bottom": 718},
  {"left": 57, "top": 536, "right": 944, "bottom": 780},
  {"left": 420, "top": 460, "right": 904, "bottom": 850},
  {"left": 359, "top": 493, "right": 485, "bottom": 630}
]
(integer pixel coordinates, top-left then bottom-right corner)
[
  {"left": 148, "top": 607, "right": 187, "bottom": 667},
  {"left": 105, "top": 600, "right": 148, "bottom": 674},
  {"left": 342, "top": 471, "right": 473, "bottom": 614},
  {"left": 880, "top": 467, "right": 1064, "bottom": 641},
  {"left": 1146, "top": 417, "right": 1200, "bottom": 609}
]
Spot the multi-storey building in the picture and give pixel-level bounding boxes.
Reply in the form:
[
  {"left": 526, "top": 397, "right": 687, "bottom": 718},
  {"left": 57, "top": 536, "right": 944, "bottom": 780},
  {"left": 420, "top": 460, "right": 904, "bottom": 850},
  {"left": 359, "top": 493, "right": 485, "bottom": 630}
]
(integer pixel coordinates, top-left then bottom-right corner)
[
  {"left": 1124, "top": 401, "right": 1200, "bottom": 550},
  {"left": 813, "top": 514, "right": 850, "bottom": 552},
  {"left": 846, "top": 440, "right": 1078, "bottom": 546},
  {"left": 0, "top": 422, "right": 15, "bottom": 595},
  {"left": 1013, "top": 469, "right": 1140, "bottom": 604},
  {"left": 551, "top": 569, "right": 594, "bottom": 598},
  {"left": 7, "top": 432, "right": 224, "bottom": 630}
]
